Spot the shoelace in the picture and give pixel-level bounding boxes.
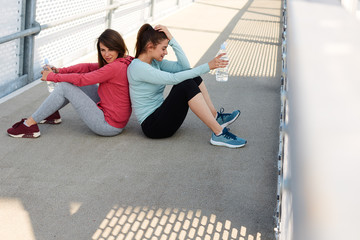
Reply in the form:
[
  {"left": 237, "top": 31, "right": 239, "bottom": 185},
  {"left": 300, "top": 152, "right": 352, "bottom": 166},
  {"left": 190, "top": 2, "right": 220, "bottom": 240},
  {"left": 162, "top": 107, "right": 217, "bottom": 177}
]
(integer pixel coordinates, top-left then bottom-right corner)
[
  {"left": 12, "top": 119, "right": 26, "bottom": 128},
  {"left": 222, "top": 128, "right": 237, "bottom": 140},
  {"left": 217, "top": 107, "right": 230, "bottom": 120}
]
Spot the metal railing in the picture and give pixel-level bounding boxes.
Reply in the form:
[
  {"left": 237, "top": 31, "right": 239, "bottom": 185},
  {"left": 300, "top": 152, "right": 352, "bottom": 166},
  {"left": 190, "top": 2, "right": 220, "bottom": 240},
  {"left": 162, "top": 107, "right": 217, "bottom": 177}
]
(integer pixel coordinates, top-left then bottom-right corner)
[
  {"left": 274, "top": 0, "right": 288, "bottom": 239},
  {"left": 0, "top": 1, "right": 138, "bottom": 45},
  {"left": 275, "top": 0, "right": 360, "bottom": 239},
  {"left": 0, "top": 0, "right": 193, "bottom": 99}
]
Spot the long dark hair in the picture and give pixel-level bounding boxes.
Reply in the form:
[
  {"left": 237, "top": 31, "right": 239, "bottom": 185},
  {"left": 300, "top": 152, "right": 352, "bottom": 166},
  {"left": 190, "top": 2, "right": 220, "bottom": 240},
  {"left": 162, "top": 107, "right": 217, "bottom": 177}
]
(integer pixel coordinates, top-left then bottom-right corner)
[
  {"left": 97, "top": 29, "right": 128, "bottom": 68},
  {"left": 135, "top": 23, "right": 168, "bottom": 58}
]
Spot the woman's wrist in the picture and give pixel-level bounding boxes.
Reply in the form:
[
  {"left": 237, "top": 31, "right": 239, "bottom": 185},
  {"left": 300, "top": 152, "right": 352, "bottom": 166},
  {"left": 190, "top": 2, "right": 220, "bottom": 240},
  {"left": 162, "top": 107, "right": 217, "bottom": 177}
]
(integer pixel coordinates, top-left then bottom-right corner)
[{"left": 168, "top": 38, "right": 176, "bottom": 46}]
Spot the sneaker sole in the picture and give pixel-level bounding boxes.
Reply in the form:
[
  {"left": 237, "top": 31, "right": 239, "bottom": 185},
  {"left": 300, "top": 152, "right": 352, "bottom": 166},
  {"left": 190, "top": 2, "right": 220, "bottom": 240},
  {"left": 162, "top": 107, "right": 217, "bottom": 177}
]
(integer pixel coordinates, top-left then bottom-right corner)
[
  {"left": 39, "top": 119, "right": 62, "bottom": 124},
  {"left": 210, "top": 139, "right": 246, "bottom": 148},
  {"left": 220, "top": 111, "right": 240, "bottom": 128},
  {"left": 8, "top": 132, "right": 41, "bottom": 138}
]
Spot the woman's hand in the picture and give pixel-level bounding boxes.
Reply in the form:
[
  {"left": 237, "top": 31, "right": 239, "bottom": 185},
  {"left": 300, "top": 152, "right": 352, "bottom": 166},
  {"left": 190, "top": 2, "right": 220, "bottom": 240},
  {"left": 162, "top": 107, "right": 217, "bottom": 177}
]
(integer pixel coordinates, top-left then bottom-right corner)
[
  {"left": 154, "top": 25, "right": 173, "bottom": 40},
  {"left": 41, "top": 66, "right": 59, "bottom": 81},
  {"left": 208, "top": 53, "right": 229, "bottom": 70},
  {"left": 41, "top": 66, "right": 53, "bottom": 81},
  {"left": 41, "top": 66, "right": 58, "bottom": 74},
  {"left": 51, "top": 66, "right": 59, "bottom": 73}
]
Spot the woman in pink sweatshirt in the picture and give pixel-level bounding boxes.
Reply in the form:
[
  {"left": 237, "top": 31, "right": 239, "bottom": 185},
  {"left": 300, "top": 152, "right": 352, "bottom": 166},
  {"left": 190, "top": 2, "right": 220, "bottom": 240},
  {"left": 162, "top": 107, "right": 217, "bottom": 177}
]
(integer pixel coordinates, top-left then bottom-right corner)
[{"left": 7, "top": 29, "right": 133, "bottom": 138}]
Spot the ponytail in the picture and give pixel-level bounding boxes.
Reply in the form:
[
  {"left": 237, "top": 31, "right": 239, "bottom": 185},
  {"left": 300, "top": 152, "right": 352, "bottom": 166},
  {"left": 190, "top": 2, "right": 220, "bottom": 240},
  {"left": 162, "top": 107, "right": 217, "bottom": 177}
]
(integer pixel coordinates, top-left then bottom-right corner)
[{"left": 135, "top": 23, "right": 168, "bottom": 58}]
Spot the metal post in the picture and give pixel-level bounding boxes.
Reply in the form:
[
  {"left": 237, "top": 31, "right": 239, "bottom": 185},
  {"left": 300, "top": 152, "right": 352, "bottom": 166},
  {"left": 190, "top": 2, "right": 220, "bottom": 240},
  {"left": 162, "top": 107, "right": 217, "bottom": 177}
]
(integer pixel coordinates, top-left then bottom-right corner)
[
  {"left": 18, "top": 0, "right": 27, "bottom": 77},
  {"left": 106, "top": 0, "right": 114, "bottom": 29},
  {"left": 23, "top": 0, "right": 38, "bottom": 84},
  {"left": 151, "top": 0, "right": 156, "bottom": 20}
]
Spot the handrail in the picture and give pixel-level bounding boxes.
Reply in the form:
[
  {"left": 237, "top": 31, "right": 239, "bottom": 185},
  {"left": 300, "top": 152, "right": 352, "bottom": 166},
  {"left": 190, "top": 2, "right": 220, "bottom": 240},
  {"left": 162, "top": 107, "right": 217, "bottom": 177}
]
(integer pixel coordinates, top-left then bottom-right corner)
[
  {"left": 0, "top": 24, "right": 41, "bottom": 44},
  {"left": 0, "top": 0, "right": 135, "bottom": 45}
]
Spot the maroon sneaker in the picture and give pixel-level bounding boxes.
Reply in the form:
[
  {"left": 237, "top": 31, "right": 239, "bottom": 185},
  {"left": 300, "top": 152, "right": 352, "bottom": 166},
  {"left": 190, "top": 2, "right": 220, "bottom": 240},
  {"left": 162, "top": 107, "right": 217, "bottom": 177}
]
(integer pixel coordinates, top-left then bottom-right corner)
[
  {"left": 7, "top": 119, "right": 41, "bottom": 138},
  {"left": 39, "top": 111, "right": 62, "bottom": 124}
]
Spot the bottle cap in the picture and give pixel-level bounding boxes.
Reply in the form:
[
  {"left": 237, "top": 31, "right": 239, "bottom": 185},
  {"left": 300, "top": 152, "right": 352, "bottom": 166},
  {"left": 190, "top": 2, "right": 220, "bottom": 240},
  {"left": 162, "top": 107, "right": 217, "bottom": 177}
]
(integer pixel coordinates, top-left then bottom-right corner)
[
  {"left": 220, "top": 42, "right": 227, "bottom": 50},
  {"left": 44, "top": 58, "right": 49, "bottom": 65}
]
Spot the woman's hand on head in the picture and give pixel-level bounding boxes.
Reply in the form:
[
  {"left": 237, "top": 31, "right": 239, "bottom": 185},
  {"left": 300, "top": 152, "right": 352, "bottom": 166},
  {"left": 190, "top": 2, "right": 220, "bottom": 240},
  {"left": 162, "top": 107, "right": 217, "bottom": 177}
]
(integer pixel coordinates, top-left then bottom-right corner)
[
  {"left": 208, "top": 53, "right": 229, "bottom": 70},
  {"left": 154, "top": 25, "right": 173, "bottom": 40}
]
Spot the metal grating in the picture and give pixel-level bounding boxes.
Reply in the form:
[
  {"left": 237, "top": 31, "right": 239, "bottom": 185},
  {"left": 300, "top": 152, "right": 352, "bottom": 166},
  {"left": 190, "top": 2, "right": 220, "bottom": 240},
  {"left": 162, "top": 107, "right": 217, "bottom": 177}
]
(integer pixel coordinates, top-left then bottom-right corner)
[
  {"left": 112, "top": 0, "right": 152, "bottom": 36},
  {"left": 0, "top": 0, "right": 194, "bottom": 98},
  {"left": 156, "top": 0, "right": 178, "bottom": 18},
  {"left": 34, "top": 0, "right": 108, "bottom": 78},
  {"left": 0, "top": 0, "right": 22, "bottom": 93}
]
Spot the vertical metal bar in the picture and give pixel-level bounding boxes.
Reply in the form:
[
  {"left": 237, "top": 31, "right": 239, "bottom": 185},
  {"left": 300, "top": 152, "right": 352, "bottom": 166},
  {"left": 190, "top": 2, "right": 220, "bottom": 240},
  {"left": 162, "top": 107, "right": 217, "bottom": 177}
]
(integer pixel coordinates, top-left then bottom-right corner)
[
  {"left": 18, "top": 0, "right": 27, "bottom": 77},
  {"left": 23, "top": 0, "right": 37, "bottom": 84},
  {"left": 151, "top": 0, "right": 156, "bottom": 19},
  {"left": 106, "top": 0, "right": 114, "bottom": 29}
]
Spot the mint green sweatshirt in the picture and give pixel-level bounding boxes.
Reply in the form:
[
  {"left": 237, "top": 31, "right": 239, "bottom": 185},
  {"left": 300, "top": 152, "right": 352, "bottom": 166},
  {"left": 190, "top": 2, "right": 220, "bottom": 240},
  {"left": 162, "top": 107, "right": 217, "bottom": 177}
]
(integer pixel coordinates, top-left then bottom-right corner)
[{"left": 127, "top": 38, "right": 210, "bottom": 124}]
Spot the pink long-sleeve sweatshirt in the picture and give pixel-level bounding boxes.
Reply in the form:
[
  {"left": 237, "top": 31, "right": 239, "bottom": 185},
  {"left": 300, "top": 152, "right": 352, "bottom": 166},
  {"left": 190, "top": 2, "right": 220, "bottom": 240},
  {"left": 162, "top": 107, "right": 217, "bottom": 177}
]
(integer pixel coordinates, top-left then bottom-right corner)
[{"left": 47, "top": 56, "right": 133, "bottom": 128}]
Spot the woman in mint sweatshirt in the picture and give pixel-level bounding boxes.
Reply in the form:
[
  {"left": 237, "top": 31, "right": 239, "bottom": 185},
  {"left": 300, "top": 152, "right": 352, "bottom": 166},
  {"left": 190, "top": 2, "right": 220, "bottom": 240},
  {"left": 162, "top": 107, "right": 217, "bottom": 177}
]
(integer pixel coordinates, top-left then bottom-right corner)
[{"left": 127, "top": 24, "right": 247, "bottom": 148}]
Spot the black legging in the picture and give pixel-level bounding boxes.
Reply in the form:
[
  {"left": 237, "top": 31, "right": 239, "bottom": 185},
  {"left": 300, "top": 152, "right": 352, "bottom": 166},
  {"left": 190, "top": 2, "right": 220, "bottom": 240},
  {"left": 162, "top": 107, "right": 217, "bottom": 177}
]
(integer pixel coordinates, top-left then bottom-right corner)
[{"left": 141, "top": 76, "right": 203, "bottom": 139}]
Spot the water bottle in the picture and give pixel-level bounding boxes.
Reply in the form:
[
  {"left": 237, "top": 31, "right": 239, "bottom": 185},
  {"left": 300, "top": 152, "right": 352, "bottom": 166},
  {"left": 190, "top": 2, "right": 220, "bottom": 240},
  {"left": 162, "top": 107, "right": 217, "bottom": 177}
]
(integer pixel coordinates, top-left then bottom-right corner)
[
  {"left": 215, "top": 42, "right": 229, "bottom": 82},
  {"left": 43, "top": 58, "right": 56, "bottom": 92}
]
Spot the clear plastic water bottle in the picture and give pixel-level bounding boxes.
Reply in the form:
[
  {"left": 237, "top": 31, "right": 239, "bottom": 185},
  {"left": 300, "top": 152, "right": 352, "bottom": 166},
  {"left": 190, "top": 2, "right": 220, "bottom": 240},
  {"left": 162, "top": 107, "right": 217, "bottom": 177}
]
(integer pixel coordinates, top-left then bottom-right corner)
[
  {"left": 215, "top": 42, "right": 229, "bottom": 82},
  {"left": 43, "top": 58, "right": 56, "bottom": 92}
]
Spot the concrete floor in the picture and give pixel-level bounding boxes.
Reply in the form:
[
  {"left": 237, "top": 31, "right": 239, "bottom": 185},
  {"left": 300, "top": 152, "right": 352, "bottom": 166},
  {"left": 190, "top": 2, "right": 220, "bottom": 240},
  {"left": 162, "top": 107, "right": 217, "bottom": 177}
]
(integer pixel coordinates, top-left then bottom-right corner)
[{"left": 0, "top": 0, "right": 282, "bottom": 239}]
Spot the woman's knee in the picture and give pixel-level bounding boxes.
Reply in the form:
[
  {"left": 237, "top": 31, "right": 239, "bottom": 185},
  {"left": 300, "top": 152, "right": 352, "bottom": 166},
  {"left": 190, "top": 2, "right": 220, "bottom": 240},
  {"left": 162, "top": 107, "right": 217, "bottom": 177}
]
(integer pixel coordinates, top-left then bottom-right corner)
[
  {"left": 52, "top": 82, "right": 72, "bottom": 94},
  {"left": 193, "top": 76, "right": 203, "bottom": 86},
  {"left": 175, "top": 79, "right": 201, "bottom": 101},
  {"left": 56, "top": 82, "right": 74, "bottom": 90},
  {"left": 54, "top": 82, "right": 86, "bottom": 100},
  {"left": 177, "top": 78, "right": 199, "bottom": 91}
]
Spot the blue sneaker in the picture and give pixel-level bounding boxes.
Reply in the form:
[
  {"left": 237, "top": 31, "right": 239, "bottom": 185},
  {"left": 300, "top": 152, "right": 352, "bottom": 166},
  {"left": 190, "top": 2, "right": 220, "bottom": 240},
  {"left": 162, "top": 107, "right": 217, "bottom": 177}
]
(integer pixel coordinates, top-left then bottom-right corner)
[
  {"left": 216, "top": 108, "right": 240, "bottom": 128},
  {"left": 210, "top": 128, "right": 247, "bottom": 148}
]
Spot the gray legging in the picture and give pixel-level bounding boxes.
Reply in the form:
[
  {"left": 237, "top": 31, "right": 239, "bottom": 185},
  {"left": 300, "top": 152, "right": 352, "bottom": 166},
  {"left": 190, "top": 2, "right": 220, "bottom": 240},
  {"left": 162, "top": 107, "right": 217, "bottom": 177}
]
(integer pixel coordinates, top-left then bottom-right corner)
[{"left": 32, "top": 82, "right": 123, "bottom": 136}]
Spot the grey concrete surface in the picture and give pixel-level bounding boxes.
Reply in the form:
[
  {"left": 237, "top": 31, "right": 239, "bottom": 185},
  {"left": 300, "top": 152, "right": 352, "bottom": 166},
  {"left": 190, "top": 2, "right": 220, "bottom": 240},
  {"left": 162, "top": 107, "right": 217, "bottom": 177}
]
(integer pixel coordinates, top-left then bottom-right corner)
[{"left": 0, "top": 0, "right": 282, "bottom": 239}]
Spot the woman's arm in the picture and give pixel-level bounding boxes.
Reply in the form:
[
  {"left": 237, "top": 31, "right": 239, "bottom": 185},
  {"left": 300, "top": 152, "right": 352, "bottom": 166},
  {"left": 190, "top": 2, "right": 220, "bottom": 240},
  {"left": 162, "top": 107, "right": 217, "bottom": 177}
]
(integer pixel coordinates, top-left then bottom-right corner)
[
  {"left": 129, "top": 59, "right": 209, "bottom": 86},
  {"left": 44, "top": 61, "right": 124, "bottom": 86},
  {"left": 128, "top": 52, "right": 228, "bottom": 86},
  {"left": 158, "top": 38, "right": 191, "bottom": 73},
  {"left": 58, "top": 63, "right": 99, "bottom": 74},
  {"left": 41, "top": 63, "right": 99, "bottom": 80},
  {"left": 154, "top": 25, "right": 190, "bottom": 72}
]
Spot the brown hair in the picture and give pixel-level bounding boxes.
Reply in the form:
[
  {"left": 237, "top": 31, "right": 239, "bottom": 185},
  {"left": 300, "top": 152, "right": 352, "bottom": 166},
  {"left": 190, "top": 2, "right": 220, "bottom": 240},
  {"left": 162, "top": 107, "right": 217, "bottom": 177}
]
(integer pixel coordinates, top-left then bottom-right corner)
[
  {"left": 135, "top": 23, "right": 168, "bottom": 58},
  {"left": 97, "top": 29, "right": 128, "bottom": 68}
]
